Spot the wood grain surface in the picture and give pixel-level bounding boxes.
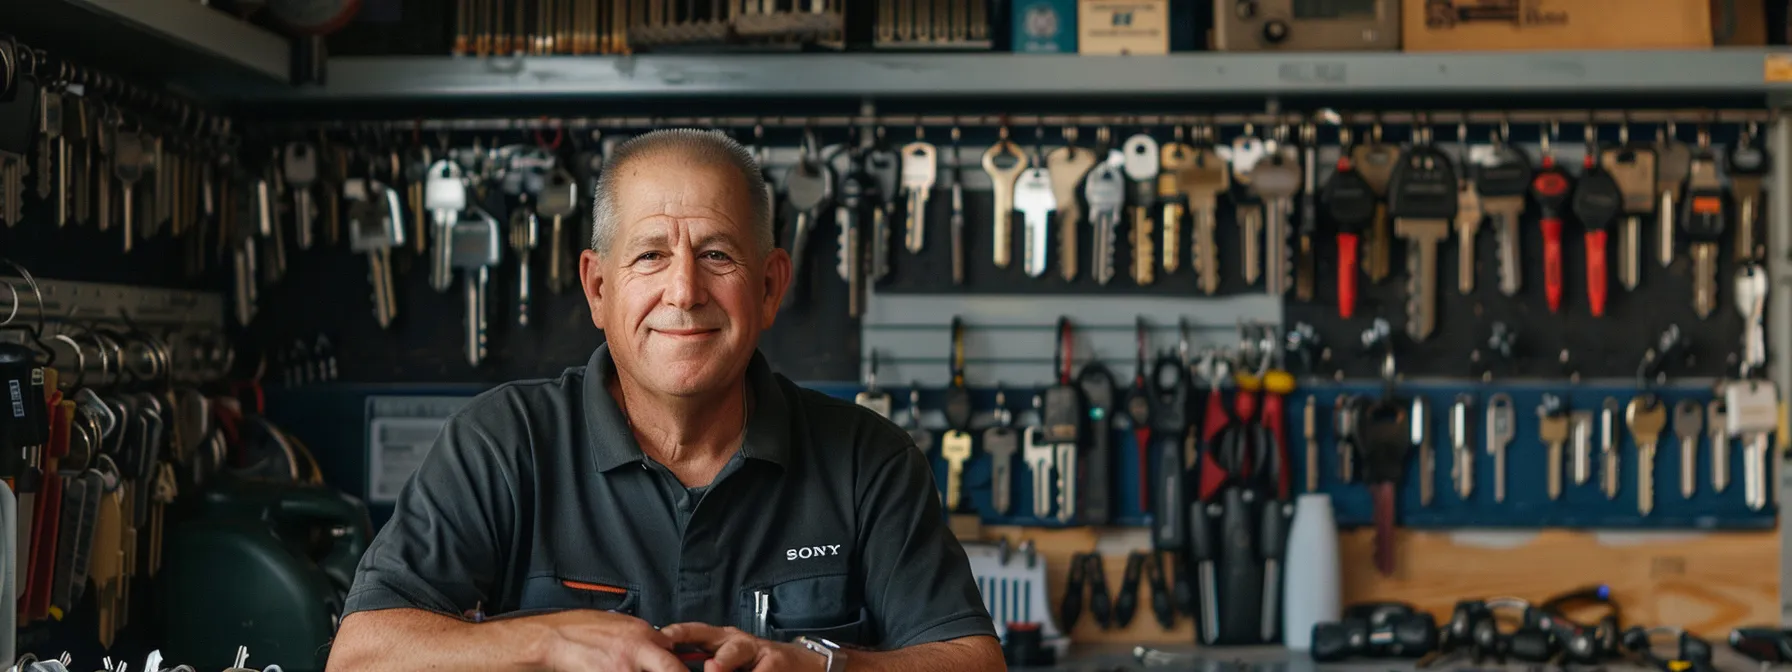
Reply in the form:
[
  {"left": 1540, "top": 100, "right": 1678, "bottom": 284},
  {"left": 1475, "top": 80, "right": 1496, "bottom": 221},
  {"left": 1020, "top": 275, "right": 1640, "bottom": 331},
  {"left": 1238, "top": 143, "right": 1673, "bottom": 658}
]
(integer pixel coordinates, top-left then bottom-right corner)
[{"left": 975, "top": 526, "right": 1778, "bottom": 644}]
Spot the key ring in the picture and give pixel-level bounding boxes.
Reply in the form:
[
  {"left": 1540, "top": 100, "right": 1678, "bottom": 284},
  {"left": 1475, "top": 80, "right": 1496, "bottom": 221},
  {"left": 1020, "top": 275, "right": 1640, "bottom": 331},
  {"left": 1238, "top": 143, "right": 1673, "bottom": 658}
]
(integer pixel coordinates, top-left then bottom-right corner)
[{"left": 1054, "top": 316, "right": 1074, "bottom": 385}]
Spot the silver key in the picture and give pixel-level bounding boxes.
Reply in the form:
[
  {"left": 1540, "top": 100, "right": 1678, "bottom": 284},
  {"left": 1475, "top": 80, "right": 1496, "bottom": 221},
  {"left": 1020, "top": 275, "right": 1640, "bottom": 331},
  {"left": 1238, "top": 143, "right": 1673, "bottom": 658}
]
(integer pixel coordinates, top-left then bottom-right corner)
[
  {"left": 451, "top": 207, "right": 503, "bottom": 367},
  {"left": 1603, "top": 145, "right": 1657, "bottom": 291},
  {"left": 256, "top": 171, "right": 287, "bottom": 282},
  {"left": 1450, "top": 395, "right": 1474, "bottom": 499},
  {"left": 538, "top": 169, "right": 579, "bottom": 295},
  {"left": 1673, "top": 399, "right": 1702, "bottom": 499},
  {"left": 836, "top": 169, "right": 868, "bottom": 318},
  {"left": 983, "top": 137, "right": 1026, "bottom": 269},
  {"left": 283, "top": 143, "right": 319, "bottom": 251},
  {"left": 984, "top": 402, "right": 1019, "bottom": 515},
  {"left": 865, "top": 145, "right": 899, "bottom": 282},
  {"left": 230, "top": 205, "right": 260, "bottom": 327},
  {"left": 1023, "top": 425, "right": 1055, "bottom": 519},
  {"left": 1084, "top": 162, "right": 1125, "bottom": 286},
  {"left": 1570, "top": 410, "right": 1594, "bottom": 487},
  {"left": 35, "top": 89, "right": 59, "bottom": 200},
  {"left": 345, "top": 178, "right": 406, "bottom": 328},
  {"left": 425, "top": 161, "right": 469, "bottom": 293},
  {"left": 899, "top": 141, "right": 936, "bottom": 253},
  {"left": 1251, "top": 149, "right": 1302, "bottom": 296},
  {"left": 509, "top": 205, "right": 540, "bottom": 327},
  {"left": 1485, "top": 393, "right": 1514, "bottom": 502},
  {"left": 112, "top": 132, "right": 144, "bottom": 253},
  {"left": 1737, "top": 264, "right": 1769, "bottom": 375},
  {"left": 1055, "top": 436, "right": 1077, "bottom": 523},
  {"left": 1015, "top": 166, "right": 1055, "bottom": 278},
  {"left": 1412, "top": 396, "right": 1434, "bottom": 506},
  {"left": 1725, "top": 380, "right": 1779, "bottom": 511},
  {"left": 782, "top": 142, "right": 834, "bottom": 311},
  {"left": 1708, "top": 399, "right": 1730, "bottom": 493},
  {"left": 1601, "top": 398, "right": 1621, "bottom": 499},
  {"left": 1655, "top": 134, "right": 1692, "bottom": 267}
]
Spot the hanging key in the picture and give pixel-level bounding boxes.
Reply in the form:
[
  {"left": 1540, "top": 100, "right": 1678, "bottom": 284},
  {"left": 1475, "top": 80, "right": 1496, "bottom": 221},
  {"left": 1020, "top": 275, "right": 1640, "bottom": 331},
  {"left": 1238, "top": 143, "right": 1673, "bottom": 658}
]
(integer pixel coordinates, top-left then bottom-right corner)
[
  {"left": 452, "top": 207, "right": 503, "bottom": 367},
  {"left": 1388, "top": 140, "right": 1457, "bottom": 341},
  {"left": 836, "top": 155, "right": 870, "bottom": 318},
  {"left": 1324, "top": 146, "right": 1376, "bottom": 318},
  {"left": 1085, "top": 159, "right": 1126, "bottom": 286},
  {"left": 1485, "top": 393, "right": 1514, "bottom": 502},
  {"left": 1538, "top": 395, "right": 1570, "bottom": 500},
  {"left": 855, "top": 351, "right": 893, "bottom": 418},
  {"left": 1122, "top": 133, "right": 1160, "bottom": 285},
  {"left": 1737, "top": 265, "right": 1770, "bottom": 379},
  {"left": 1450, "top": 394, "right": 1474, "bottom": 499},
  {"left": 1530, "top": 151, "right": 1574, "bottom": 313},
  {"left": 982, "top": 129, "right": 1025, "bottom": 270},
  {"left": 1452, "top": 127, "right": 1483, "bottom": 295},
  {"left": 1184, "top": 128, "right": 1229, "bottom": 295},
  {"left": 1475, "top": 142, "right": 1532, "bottom": 297},
  {"left": 1673, "top": 399, "right": 1702, "bottom": 499},
  {"left": 1352, "top": 129, "right": 1400, "bottom": 283},
  {"left": 1042, "top": 318, "right": 1084, "bottom": 523},
  {"left": 904, "top": 386, "right": 934, "bottom": 463},
  {"left": 1231, "top": 132, "right": 1267, "bottom": 284},
  {"left": 781, "top": 134, "right": 833, "bottom": 311},
  {"left": 1023, "top": 424, "right": 1054, "bottom": 519},
  {"left": 1707, "top": 399, "right": 1730, "bottom": 493},
  {"left": 1728, "top": 124, "right": 1769, "bottom": 262},
  {"left": 1727, "top": 381, "right": 1779, "bottom": 511},
  {"left": 1600, "top": 397, "right": 1621, "bottom": 499},
  {"left": 947, "top": 132, "right": 967, "bottom": 284},
  {"left": 984, "top": 389, "right": 1018, "bottom": 515},
  {"left": 1295, "top": 124, "right": 1321, "bottom": 301},
  {"left": 1362, "top": 396, "right": 1410, "bottom": 576},
  {"left": 939, "top": 317, "right": 974, "bottom": 512},
  {"left": 1334, "top": 394, "right": 1360, "bottom": 483},
  {"left": 1655, "top": 126, "right": 1692, "bottom": 268},
  {"left": 284, "top": 142, "right": 319, "bottom": 251},
  {"left": 1626, "top": 394, "right": 1667, "bottom": 515},
  {"left": 864, "top": 137, "right": 899, "bottom": 282},
  {"left": 425, "top": 160, "right": 469, "bottom": 293},
  {"left": 1156, "top": 133, "right": 1194, "bottom": 275},
  {"left": 1681, "top": 144, "right": 1726, "bottom": 319},
  {"left": 35, "top": 86, "right": 59, "bottom": 201},
  {"left": 1305, "top": 396, "right": 1321, "bottom": 493},
  {"left": 1601, "top": 136, "right": 1657, "bottom": 291},
  {"left": 509, "top": 203, "right": 540, "bottom": 327},
  {"left": 1016, "top": 161, "right": 1056, "bottom": 278},
  {"left": 1570, "top": 410, "right": 1594, "bottom": 487},
  {"left": 345, "top": 178, "right": 406, "bottom": 328},
  {"left": 538, "top": 168, "right": 579, "bottom": 294},
  {"left": 1572, "top": 156, "right": 1623, "bottom": 317},
  {"left": 1046, "top": 131, "right": 1096, "bottom": 282},
  {"left": 1412, "top": 396, "right": 1435, "bottom": 507},
  {"left": 112, "top": 130, "right": 144, "bottom": 253},
  {"left": 899, "top": 136, "right": 936, "bottom": 254},
  {"left": 1253, "top": 141, "right": 1303, "bottom": 297}
]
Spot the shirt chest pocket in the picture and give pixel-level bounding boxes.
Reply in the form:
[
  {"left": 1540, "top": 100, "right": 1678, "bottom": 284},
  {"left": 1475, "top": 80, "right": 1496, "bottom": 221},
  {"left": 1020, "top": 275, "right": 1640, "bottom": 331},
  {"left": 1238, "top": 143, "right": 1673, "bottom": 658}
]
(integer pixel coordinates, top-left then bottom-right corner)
[
  {"left": 738, "top": 574, "right": 868, "bottom": 646},
  {"left": 520, "top": 575, "right": 640, "bottom": 615}
]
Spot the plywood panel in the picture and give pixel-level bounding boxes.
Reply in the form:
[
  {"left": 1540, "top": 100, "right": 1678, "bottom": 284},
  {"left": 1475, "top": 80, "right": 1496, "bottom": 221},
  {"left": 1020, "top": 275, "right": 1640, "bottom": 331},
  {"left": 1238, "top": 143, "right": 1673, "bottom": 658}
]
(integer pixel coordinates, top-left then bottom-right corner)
[{"left": 974, "top": 526, "right": 1778, "bottom": 645}]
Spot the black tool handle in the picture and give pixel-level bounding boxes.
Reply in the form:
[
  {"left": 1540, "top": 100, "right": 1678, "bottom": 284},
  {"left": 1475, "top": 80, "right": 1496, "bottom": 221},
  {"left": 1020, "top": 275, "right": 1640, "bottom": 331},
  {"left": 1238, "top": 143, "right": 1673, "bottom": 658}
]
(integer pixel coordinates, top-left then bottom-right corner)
[
  {"left": 1215, "top": 488, "right": 1263, "bottom": 644},
  {"left": 1086, "top": 555, "right": 1112, "bottom": 629},
  {"left": 1059, "top": 553, "right": 1085, "bottom": 632},
  {"left": 1153, "top": 433, "right": 1186, "bottom": 551},
  {"left": 1115, "top": 553, "right": 1144, "bottom": 628},
  {"left": 1146, "top": 552, "right": 1175, "bottom": 630}
]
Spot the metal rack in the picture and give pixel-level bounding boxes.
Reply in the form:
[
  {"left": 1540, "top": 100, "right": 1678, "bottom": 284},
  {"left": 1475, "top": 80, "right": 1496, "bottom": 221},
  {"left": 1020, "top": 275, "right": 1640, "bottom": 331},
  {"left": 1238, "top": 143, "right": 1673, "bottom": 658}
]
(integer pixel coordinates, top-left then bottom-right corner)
[
  {"left": 206, "top": 50, "right": 1792, "bottom": 104},
  {"left": 0, "top": 276, "right": 231, "bottom": 388}
]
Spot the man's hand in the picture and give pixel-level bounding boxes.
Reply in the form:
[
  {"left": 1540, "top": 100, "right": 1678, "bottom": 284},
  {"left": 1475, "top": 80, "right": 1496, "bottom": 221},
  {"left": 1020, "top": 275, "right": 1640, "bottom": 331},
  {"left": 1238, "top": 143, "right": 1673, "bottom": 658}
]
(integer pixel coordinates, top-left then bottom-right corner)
[
  {"left": 661, "top": 623, "right": 822, "bottom": 672},
  {"left": 522, "top": 610, "right": 687, "bottom": 672}
]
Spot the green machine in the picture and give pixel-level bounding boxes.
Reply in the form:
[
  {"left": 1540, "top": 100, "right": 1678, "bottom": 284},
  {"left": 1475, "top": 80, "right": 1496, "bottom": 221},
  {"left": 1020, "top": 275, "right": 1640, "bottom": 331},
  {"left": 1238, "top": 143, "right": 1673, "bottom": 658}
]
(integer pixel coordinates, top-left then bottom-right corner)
[{"left": 161, "top": 475, "right": 371, "bottom": 672}]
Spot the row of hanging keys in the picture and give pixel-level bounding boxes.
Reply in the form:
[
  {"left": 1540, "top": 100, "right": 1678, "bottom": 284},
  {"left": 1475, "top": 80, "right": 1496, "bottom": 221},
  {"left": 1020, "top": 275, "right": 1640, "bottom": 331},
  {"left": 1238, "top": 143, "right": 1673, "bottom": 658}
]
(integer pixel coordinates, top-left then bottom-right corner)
[
  {"left": 452, "top": 0, "right": 845, "bottom": 55},
  {"left": 9, "top": 646, "right": 281, "bottom": 672}
]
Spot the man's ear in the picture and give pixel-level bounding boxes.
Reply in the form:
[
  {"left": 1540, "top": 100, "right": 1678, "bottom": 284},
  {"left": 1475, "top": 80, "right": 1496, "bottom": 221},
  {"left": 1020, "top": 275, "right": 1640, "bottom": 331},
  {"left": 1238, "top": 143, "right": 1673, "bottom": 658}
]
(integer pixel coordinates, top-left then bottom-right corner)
[
  {"left": 579, "top": 249, "right": 607, "bottom": 330},
  {"left": 760, "top": 247, "right": 792, "bottom": 326}
]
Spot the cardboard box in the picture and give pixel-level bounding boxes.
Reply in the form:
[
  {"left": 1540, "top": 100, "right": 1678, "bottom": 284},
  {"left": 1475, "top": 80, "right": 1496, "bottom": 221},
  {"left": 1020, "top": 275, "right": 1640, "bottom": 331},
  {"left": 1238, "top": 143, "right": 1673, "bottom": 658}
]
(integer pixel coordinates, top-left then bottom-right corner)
[
  {"left": 1078, "top": 0, "right": 1169, "bottom": 55},
  {"left": 1013, "top": 0, "right": 1078, "bottom": 53},
  {"left": 1404, "top": 0, "right": 1712, "bottom": 52},
  {"left": 1712, "top": 0, "right": 1766, "bottom": 46}
]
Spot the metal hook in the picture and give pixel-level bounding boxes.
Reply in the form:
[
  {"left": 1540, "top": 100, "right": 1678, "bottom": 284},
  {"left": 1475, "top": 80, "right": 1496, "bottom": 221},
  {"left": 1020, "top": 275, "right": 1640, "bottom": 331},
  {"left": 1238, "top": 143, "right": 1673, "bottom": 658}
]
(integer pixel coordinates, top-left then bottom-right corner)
[
  {"left": 0, "top": 258, "right": 47, "bottom": 339},
  {"left": 866, "top": 349, "right": 879, "bottom": 388},
  {"left": 1178, "top": 317, "right": 1191, "bottom": 369},
  {"left": 992, "top": 383, "right": 1011, "bottom": 428}
]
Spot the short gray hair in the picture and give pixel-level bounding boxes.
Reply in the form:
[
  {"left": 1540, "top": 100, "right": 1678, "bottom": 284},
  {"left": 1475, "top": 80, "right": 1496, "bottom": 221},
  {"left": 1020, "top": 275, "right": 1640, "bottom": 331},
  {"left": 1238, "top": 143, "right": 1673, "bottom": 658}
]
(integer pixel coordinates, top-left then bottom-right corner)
[{"left": 589, "top": 129, "right": 774, "bottom": 256}]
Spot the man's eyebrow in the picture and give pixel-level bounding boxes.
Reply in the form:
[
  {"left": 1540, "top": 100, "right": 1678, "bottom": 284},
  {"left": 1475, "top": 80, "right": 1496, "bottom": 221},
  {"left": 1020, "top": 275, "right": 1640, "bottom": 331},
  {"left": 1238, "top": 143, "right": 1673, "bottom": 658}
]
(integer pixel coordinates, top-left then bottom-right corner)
[
  {"left": 693, "top": 232, "right": 743, "bottom": 249},
  {"left": 624, "top": 231, "right": 670, "bottom": 249}
]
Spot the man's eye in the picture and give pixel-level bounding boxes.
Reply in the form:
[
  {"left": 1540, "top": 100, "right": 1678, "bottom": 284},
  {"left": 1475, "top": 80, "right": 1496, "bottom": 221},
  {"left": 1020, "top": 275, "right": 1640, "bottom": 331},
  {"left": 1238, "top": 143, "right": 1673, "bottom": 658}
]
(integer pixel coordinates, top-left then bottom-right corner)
[
  {"left": 636, "top": 252, "right": 663, "bottom": 262},
  {"left": 702, "top": 251, "right": 733, "bottom": 262}
]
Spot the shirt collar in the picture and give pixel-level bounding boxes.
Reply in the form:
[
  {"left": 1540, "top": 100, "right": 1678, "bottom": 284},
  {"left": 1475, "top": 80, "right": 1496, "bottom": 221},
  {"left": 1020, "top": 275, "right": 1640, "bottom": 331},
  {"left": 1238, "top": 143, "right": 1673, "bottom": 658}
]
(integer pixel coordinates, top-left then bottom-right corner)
[{"left": 583, "top": 343, "right": 792, "bottom": 472}]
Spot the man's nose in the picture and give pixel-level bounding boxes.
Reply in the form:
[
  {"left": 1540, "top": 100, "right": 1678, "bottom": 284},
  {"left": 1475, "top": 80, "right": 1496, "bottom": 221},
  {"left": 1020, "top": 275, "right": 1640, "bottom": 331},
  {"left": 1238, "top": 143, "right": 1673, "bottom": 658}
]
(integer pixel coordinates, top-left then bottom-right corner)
[{"left": 661, "top": 250, "right": 708, "bottom": 309}]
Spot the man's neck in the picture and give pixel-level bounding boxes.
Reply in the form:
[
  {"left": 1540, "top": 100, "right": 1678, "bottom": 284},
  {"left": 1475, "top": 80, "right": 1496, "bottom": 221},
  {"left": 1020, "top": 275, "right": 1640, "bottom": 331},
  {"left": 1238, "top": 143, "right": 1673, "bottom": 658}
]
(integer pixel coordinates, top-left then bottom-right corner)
[{"left": 607, "top": 371, "right": 749, "bottom": 472}]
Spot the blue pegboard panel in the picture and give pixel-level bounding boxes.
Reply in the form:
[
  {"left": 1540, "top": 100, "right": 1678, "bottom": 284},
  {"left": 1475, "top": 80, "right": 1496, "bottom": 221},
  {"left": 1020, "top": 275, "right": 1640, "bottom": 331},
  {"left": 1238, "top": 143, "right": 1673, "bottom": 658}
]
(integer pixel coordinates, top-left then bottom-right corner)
[{"left": 808, "top": 379, "right": 1777, "bottom": 531}]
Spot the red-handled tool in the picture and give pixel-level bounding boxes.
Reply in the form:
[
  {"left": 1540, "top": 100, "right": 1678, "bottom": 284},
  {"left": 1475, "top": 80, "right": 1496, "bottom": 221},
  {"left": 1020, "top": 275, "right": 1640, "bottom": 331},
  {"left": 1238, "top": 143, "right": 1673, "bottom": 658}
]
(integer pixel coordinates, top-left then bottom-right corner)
[
  {"left": 1126, "top": 317, "right": 1153, "bottom": 512},
  {"left": 1530, "top": 158, "right": 1573, "bottom": 313}
]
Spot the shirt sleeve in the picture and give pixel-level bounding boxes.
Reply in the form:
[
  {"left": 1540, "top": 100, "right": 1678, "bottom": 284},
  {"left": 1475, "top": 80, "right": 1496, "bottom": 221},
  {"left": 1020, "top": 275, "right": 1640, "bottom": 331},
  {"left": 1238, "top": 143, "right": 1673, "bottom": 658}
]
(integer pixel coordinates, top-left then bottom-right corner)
[
  {"left": 343, "top": 411, "right": 520, "bottom": 618},
  {"left": 855, "top": 433, "right": 998, "bottom": 649}
]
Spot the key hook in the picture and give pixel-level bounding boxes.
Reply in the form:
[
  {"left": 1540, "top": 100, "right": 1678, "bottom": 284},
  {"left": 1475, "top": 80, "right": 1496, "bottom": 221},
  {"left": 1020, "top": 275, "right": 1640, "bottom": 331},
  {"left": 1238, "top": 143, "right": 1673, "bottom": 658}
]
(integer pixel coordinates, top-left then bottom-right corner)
[
  {"left": 949, "top": 316, "right": 966, "bottom": 388},
  {"left": 907, "top": 383, "right": 923, "bottom": 428},
  {"left": 865, "top": 349, "right": 880, "bottom": 389},
  {"left": 1178, "top": 317, "right": 1192, "bottom": 370},
  {"left": 1054, "top": 316, "right": 1074, "bottom": 385}
]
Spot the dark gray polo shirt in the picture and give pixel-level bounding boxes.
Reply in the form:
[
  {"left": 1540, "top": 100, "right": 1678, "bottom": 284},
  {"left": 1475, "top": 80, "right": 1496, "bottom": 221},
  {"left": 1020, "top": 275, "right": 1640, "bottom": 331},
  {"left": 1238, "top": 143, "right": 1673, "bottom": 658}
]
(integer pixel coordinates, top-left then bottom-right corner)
[{"left": 343, "top": 344, "right": 996, "bottom": 650}]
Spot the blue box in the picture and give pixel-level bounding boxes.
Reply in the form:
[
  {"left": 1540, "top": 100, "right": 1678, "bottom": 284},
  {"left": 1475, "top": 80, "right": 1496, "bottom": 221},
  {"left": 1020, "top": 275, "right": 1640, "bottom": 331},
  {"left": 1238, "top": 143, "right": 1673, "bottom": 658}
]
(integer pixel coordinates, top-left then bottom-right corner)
[{"left": 1012, "top": 0, "right": 1077, "bottom": 53}]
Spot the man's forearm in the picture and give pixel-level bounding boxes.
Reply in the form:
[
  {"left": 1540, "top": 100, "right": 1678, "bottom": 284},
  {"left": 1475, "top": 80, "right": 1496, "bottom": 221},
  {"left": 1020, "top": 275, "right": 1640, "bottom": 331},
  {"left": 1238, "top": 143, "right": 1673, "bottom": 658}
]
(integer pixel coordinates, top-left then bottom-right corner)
[
  {"left": 846, "top": 636, "right": 1005, "bottom": 672},
  {"left": 328, "top": 608, "right": 549, "bottom": 672}
]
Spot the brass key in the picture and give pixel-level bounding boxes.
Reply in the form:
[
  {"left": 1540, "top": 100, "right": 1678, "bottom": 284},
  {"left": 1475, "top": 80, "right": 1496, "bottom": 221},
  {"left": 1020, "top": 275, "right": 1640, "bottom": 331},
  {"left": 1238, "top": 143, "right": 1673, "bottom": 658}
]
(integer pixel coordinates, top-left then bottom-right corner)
[
  {"left": 1184, "top": 132, "right": 1229, "bottom": 295},
  {"left": 982, "top": 130, "right": 1025, "bottom": 270},
  {"left": 1045, "top": 134, "right": 1096, "bottom": 282},
  {"left": 1538, "top": 398, "right": 1570, "bottom": 501},
  {"left": 1122, "top": 133, "right": 1161, "bottom": 285},
  {"left": 1352, "top": 130, "right": 1400, "bottom": 283},
  {"left": 1157, "top": 136, "right": 1193, "bottom": 274},
  {"left": 1626, "top": 395, "right": 1668, "bottom": 515},
  {"left": 940, "top": 429, "right": 972, "bottom": 510}
]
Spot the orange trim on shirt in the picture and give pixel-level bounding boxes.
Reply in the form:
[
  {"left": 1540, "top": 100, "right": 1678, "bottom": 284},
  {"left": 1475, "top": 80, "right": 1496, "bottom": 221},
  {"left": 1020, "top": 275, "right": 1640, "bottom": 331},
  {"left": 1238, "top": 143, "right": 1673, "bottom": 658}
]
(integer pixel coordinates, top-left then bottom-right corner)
[{"left": 561, "top": 580, "right": 628, "bottom": 595}]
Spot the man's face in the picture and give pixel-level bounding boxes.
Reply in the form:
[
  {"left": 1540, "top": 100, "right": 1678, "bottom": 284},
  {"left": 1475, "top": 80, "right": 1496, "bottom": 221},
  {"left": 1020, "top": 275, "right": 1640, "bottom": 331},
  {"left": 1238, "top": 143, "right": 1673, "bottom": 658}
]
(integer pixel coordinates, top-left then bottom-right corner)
[{"left": 580, "top": 153, "right": 790, "bottom": 397}]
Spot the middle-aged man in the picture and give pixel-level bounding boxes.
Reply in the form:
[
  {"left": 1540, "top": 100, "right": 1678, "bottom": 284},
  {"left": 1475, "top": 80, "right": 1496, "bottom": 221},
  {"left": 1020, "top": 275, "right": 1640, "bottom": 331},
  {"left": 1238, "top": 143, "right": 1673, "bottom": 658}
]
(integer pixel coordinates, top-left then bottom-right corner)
[{"left": 326, "top": 129, "right": 1003, "bottom": 672}]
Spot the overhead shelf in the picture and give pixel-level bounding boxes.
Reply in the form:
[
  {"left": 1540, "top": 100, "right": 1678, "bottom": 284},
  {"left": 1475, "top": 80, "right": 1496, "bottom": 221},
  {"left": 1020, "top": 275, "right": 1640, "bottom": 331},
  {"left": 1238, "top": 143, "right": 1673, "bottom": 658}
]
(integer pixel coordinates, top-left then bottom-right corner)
[
  {"left": 0, "top": 0, "right": 291, "bottom": 86},
  {"left": 219, "top": 48, "right": 1792, "bottom": 104}
]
